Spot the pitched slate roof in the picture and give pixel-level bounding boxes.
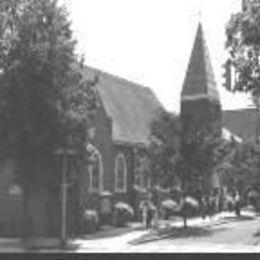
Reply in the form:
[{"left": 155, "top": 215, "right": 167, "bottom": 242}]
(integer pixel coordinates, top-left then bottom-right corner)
[
  {"left": 221, "top": 127, "right": 242, "bottom": 143},
  {"left": 223, "top": 109, "right": 258, "bottom": 143},
  {"left": 83, "top": 66, "right": 164, "bottom": 146},
  {"left": 181, "top": 23, "right": 220, "bottom": 103}
]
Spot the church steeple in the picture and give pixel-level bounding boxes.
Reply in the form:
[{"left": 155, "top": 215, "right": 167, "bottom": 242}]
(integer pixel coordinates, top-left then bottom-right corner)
[
  {"left": 180, "top": 22, "right": 222, "bottom": 193},
  {"left": 181, "top": 23, "right": 220, "bottom": 104}
]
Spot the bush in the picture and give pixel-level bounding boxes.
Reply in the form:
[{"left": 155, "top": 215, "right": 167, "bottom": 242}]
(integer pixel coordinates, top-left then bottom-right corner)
[
  {"left": 161, "top": 199, "right": 178, "bottom": 210},
  {"left": 82, "top": 210, "right": 99, "bottom": 234},
  {"left": 225, "top": 195, "right": 235, "bottom": 212},
  {"left": 114, "top": 202, "right": 134, "bottom": 227},
  {"left": 161, "top": 199, "right": 179, "bottom": 219},
  {"left": 180, "top": 196, "right": 199, "bottom": 228},
  {"left": 182, "top": 196, "right": 199, "bottom": 216}
]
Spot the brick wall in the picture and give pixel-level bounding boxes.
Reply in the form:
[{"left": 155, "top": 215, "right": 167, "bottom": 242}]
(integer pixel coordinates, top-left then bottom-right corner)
[{"left": 78, "top": 105, "right": 114, "bottom": 211}]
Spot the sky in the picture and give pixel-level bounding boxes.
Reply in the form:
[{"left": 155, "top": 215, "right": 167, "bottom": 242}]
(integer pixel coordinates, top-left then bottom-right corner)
[{"left": 60, "top": 0, "right": 252, "bottom": 113}]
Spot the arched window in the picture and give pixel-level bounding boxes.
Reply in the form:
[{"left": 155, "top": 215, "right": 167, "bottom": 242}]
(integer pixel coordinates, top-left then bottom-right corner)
[
  {"left": 115, "top": 153, "right": 127, "bottom": 193},
  {"left": 87, "top": 145, "right": 104, "bottom": 192}
]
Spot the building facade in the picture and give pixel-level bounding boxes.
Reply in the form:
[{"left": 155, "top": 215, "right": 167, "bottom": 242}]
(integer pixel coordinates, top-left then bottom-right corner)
[{"left": 0, "top": 22, "right": 250, "bottom": 238}]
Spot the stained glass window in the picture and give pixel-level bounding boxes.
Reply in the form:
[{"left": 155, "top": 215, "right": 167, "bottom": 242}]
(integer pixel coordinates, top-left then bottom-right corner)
[
  {"left": 88, "top": 146, "right": 103, "bottom": 192},
  {"left": 115, "top": 154, "right": 127, "bottom": 192}
]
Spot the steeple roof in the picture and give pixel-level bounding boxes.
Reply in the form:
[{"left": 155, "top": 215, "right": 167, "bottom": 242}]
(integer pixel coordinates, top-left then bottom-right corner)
[{"left": 181, "top": 23, "right": 220, "bottom": 103}]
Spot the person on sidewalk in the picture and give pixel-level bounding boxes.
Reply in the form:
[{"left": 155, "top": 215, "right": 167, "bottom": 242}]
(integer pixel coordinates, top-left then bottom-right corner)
[
  {"left": 247, "top": 187, "right": 258, "bottom": 207},
  {"left": 139, "top": 192, "right": 156, "bottom": 229},
  {"left": 234, "top": 190, "right": 241, "bottom": 217},
  {"left": 201, "top": 194, "right": 209, "bottom": 221},
  {"left": 208, "top": 190, "right": 216, "bottom": 220},
  {"left": 226, "top": 192, "right": 234, "bottom": 213}
]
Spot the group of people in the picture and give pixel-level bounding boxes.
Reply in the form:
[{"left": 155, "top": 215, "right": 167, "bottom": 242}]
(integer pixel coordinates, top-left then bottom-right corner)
[
  {"left": 139, "top": 188, "right": 244, "bottom": 230},
  {"left": 201, "top": 189, "right": 241, "bottom": 219},
  {"left": 226, "top": 189, "right": 241, "bottom": 216},
  {"left": 201, "top": 190, "right": 218, "bottom": 220},
  {"left": 139, "top": 192, "right": 158, "bottom": 229}
]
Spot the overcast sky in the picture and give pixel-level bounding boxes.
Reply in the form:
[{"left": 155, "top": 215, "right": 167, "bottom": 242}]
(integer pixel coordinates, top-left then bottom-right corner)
[{"left": 60, "top": 0, "right": 252, "bottom": 113}]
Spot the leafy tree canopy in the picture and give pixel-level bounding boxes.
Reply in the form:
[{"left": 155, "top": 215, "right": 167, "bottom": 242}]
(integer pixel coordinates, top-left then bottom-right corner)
[
  {"left": 148, "top": 110, "right": 181, "bottom": 187},
  {"left": 225, "top": 1, "right": 260, "bottom": 100},
  {"left": 0, "top": 0, "right": 98, "bottom": 183},
  {"left": 180, "top": 114, "right": 231, "bottom": 192},
  {"left": 226, "top": 143, "right": 260, "bottom": 192},
  {"left": 134, "top": 110, "right": 181, "bottom": 189}
]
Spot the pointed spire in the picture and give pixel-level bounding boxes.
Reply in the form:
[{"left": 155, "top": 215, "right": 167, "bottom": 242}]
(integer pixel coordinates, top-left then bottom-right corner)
[{"left": 181, "top": 23, "right": 220, "bottom": 103}]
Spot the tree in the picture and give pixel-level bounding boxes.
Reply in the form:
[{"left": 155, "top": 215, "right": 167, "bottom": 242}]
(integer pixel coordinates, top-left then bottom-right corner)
[
  {"left": 132, "top": 110, "right": 181, "bottom": 203},
  {"left": 226, "top": 143, "right": 260, "bottom": 193},
  {"left": 180, "top": 113, "right": 229, "bottom": 194},
  {"left": 148, "top": 110, "right": 181, "bottom": 188},
  {"left": 225, "top": 0, "right": 260, "bottom": 99},
  {"left": 0, "top": 0, "right": 98, "bottom": 183},
  {"left": 225, "top": 0, "right": 260, "bottom": 199},
  {"left": 0, "top": 0, "right": 98, "bottom": 236}
]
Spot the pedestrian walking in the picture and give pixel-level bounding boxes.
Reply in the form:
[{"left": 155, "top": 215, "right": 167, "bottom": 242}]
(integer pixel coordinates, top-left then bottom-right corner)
[
  {"left": 139, "top": 193, "right": 156, "bottom": 229},
  {"left": 234, "top": 190, "right": 241, "bottom": 217},
  {"left": 226, "top": 192, "right": 234, "bottom": 213},
  {"left": 201, "top": 195, "right": 209, "bottom": 220},
  {"left": 208, "top": 190, "right": 216, "bottom": 220},
  {"left": 247, "top": 188, "right": 258, "bottom": 207}
]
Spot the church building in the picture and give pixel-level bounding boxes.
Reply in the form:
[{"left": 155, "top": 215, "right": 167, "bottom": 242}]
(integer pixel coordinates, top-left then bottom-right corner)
[{"left": 0, "top": 22, "right": 250, "bottom": 239}]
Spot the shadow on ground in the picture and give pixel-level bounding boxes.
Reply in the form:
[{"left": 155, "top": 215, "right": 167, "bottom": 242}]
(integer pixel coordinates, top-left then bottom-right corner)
[
  {"left": 222, "top": 215, "right": 255, "bottom": 222},
  {"left": 253, "top": 228, "right": 260, "bottom": 238},
  {"left": 78, "top": 225, "right": 145, "bottom": 240},
  {"left": 129, "top": 225, "right": 227, "bottom": 245}
]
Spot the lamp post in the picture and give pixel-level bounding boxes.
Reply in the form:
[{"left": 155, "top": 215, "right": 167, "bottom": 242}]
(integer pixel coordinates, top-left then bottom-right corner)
[
  {"left": 54, "top": 149, "right": 69, "bottom": 246},
  {"left": 54, "top": 148, "right": 76, "bottom": 246},
  {"left": 61, "top": 151, "right": 69, "bottom": 246}
]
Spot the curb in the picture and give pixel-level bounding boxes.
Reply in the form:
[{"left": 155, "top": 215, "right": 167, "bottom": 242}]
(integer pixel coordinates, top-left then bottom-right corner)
[{"left": 21, "top": 238, "right": 79, "bottom": 252}]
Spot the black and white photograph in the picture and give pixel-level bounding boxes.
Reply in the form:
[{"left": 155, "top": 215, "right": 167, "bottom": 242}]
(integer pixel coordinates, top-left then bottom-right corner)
[{"left": 0, "top": 0, "right": 259, "bottom": 253}]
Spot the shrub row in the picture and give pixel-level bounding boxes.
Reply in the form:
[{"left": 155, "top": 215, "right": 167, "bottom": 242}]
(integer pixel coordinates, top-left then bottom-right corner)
[{"left": 82, "top": 202, "right": 134, "bottom": 234}]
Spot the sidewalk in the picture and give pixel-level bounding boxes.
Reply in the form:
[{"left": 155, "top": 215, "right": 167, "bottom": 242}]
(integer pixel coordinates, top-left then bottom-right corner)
[
  {"left": 128, "top": 209, "right": 258, "bottom": 245},
  {"left": 72, "top": 209, "right": 257, "bottom": 252},
  {"left": 155, "top": 210, "right": 255, "bottom": 230},
  {"left": 0, "top": 238, "right": 26, "bottom": 253},
  {"left": 0, "top": 209, "right": 257, "bottom": 252}
]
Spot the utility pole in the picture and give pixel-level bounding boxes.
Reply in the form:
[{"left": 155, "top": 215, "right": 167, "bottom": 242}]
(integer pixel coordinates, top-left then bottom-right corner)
[
  {"left": 54, "top": 149, "right": 70, "bottom": 247},
  {"left": 61, "top": 152, "right": 68, "bottom": 246}
]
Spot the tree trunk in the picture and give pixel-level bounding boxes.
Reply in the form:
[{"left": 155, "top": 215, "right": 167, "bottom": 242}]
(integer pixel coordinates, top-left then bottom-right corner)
[
  {"left": 183, "top": 216, "right": 187, "bottom": 229},
  {"left": 22, "top": 186, "right": 31, "bottom": 241}
]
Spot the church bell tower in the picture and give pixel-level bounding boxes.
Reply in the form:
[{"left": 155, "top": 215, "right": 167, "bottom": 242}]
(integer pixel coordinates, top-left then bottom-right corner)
[{"left": 180, "top": 23, "right": 222, "bottom": 192}]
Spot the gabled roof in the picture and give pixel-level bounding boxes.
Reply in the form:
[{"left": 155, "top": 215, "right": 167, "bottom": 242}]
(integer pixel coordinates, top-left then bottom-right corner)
[
  {"left": 223, "top": 108, "right": 258, "bottom": 143},
  {"left": 181, "top": 23, "right": 220, "bottom": 103},
  {"left": 222, "top": 127, "right": 242, "bottom": 143},
  {"left": 83, "top": 66, "right": 164, "bottom": 146}
]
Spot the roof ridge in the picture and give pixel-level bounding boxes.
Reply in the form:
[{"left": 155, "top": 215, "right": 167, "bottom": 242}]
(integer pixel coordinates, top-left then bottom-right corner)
[
  {"left": 83, "top": 65, "right": 165, "bottom": 146},
  {"left": 196, "top": 23, "right": 208, "bottom": 96},
  {"left": 200, "top": 25, "right": 219, "bottom": 102},
  {"left": 223, "top": 108, "right": 255, "bottom": 112},
  {"left": 84, "top": 65, "right": 150, "bottom": 91}
]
